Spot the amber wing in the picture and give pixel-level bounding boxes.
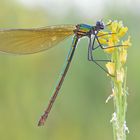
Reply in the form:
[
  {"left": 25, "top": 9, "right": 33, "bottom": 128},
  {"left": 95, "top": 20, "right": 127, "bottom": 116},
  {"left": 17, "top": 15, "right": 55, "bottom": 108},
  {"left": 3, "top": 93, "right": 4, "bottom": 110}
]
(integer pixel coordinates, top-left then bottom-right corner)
[{"left": 0, "top": 25, "right": 75, "bottom": 54}]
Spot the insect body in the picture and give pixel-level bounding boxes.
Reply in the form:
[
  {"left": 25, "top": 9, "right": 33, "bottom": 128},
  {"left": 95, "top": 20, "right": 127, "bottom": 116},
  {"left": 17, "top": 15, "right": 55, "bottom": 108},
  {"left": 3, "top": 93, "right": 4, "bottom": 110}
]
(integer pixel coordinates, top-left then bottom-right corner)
[
  {"left": 38, "top": 21, "right": 106, "bottom": 126},
  {"left": 0, "top": 21, "right": 109, "bottom": 126}
]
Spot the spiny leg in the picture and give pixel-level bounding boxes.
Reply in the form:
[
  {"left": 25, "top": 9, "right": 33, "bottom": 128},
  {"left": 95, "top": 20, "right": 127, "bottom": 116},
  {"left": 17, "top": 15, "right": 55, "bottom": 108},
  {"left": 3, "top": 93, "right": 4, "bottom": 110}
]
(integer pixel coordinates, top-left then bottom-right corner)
[
  {"left": 92, "top": 32, "right": 116, "bottom": 51},
  {"left": 101, "top": 44, "right": 128, "bottom": 49},
  {"left": 97, "top": 32, "right": 116, "bottom": 38},
  {"left": 95, "top": 33, "right": 127, "bottom": 50},
  {"left": 95, "top": 32, "right": 117, "bottom": 49},
  {"left": 91, "top": 34, "right": 111, "bottom": 62},
  {"left": 91, "top": 34, "right": 128, "bottom": 76},
  {"left": 88, "top": 35, "right": 109, "bottom": 61},
  {"left": 91, "top": 59, "right": 113, "bottom": 76},
  {"left": 87, "top": 36, "right": 112, "bottom": 76},
  {"left": 95, "top": 34, "right": 107, "bottom": 49}
]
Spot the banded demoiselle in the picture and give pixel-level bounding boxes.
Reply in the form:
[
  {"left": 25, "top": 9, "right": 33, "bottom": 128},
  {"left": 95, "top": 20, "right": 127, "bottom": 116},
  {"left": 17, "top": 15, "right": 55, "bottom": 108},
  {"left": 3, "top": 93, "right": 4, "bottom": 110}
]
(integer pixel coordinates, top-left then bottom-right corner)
[{"left": 0, "top": 21, "right": 112, "bottom": 126}]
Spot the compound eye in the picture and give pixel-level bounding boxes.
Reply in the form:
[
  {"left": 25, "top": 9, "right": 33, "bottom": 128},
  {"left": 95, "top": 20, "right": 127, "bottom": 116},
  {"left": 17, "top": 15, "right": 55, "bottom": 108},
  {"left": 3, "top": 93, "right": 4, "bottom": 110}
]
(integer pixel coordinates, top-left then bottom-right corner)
[{"left": 96, "top": 21, "right": 100, "bottom": 26}]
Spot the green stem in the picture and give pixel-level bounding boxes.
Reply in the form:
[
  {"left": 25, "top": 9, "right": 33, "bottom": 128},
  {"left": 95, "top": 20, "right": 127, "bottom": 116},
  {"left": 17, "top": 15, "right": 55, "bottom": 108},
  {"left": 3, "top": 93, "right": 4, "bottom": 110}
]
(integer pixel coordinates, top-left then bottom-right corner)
[{"left": 111, "top": 48, "right": 128, "bottom": 140}]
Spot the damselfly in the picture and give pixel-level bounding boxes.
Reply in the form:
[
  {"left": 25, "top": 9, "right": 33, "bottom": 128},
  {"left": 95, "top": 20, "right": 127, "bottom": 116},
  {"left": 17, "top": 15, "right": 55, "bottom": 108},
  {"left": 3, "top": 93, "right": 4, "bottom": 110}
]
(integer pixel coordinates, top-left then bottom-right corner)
[{"left": 0, "top": 20, "right": 113, "bottom": 126}]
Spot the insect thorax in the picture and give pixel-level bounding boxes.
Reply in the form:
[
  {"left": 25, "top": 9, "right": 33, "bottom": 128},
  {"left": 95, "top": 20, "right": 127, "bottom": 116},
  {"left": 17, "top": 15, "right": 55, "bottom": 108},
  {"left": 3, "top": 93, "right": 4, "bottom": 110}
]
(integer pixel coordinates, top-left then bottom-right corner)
[{"left": 74, "top": 24, "right": 95, "bottom": 38}]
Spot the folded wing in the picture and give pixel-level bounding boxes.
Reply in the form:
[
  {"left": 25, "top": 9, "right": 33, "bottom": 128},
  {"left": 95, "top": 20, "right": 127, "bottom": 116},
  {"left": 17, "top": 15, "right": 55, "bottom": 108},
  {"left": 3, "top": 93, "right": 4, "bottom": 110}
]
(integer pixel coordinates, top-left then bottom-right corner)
[{"left": 0, "top": 25, "right": 75, "bottom": 54}]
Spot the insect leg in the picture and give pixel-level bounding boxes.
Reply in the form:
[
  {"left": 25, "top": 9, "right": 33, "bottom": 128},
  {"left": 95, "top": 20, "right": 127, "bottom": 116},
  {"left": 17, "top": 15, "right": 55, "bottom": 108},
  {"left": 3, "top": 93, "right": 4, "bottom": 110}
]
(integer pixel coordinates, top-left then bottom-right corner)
[
  {"left": 95, "top": 34, "right": 128, "bottom": 50},
  {"left": 88, "top": 36, "right": 113, "bottom": 76}
]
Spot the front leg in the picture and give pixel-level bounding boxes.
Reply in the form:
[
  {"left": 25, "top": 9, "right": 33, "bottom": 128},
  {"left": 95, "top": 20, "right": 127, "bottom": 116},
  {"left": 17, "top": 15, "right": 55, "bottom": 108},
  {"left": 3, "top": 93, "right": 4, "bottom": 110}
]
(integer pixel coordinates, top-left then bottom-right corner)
[
  {"left": 95, "top": 34, "right": 104, "bottom": 49},
  {"left": 88, "top": 35, "right": 111, "bottom": 62},
  {"left": 95, "top": 33, "right": 124, "bottom": 50}
]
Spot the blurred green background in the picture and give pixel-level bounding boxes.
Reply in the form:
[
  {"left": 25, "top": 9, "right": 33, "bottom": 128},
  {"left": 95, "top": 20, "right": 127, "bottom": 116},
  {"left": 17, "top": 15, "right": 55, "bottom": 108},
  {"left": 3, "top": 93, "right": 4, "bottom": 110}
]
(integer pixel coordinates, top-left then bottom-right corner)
[{"left": 0, "top": 0, "right": 138, "bottom": 139}]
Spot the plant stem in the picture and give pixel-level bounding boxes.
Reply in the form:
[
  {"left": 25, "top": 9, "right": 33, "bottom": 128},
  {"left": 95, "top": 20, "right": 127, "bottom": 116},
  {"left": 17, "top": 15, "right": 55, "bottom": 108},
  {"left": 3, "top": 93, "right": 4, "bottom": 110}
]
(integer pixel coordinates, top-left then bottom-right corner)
[{"left": 111, "top": 47, "right": 128, "bottom": 140}]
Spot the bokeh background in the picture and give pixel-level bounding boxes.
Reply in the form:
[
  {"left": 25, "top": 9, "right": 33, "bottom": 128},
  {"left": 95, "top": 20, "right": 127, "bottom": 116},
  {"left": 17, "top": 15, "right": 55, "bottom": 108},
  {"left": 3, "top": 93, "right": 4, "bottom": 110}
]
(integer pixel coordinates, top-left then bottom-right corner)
[{"left": 0, "top": 0, "right": 139, "bottom": 140}]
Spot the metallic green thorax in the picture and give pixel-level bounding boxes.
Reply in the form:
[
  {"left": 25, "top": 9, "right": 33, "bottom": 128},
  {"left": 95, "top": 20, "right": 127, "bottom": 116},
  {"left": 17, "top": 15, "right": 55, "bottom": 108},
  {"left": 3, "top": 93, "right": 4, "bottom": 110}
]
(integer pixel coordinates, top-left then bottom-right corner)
[
  {"left": 74, "top": 24, "right": 94, "bottom": 37},
  {"left": 78, "top": 24, "right": 93, "bottom": 32}
]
